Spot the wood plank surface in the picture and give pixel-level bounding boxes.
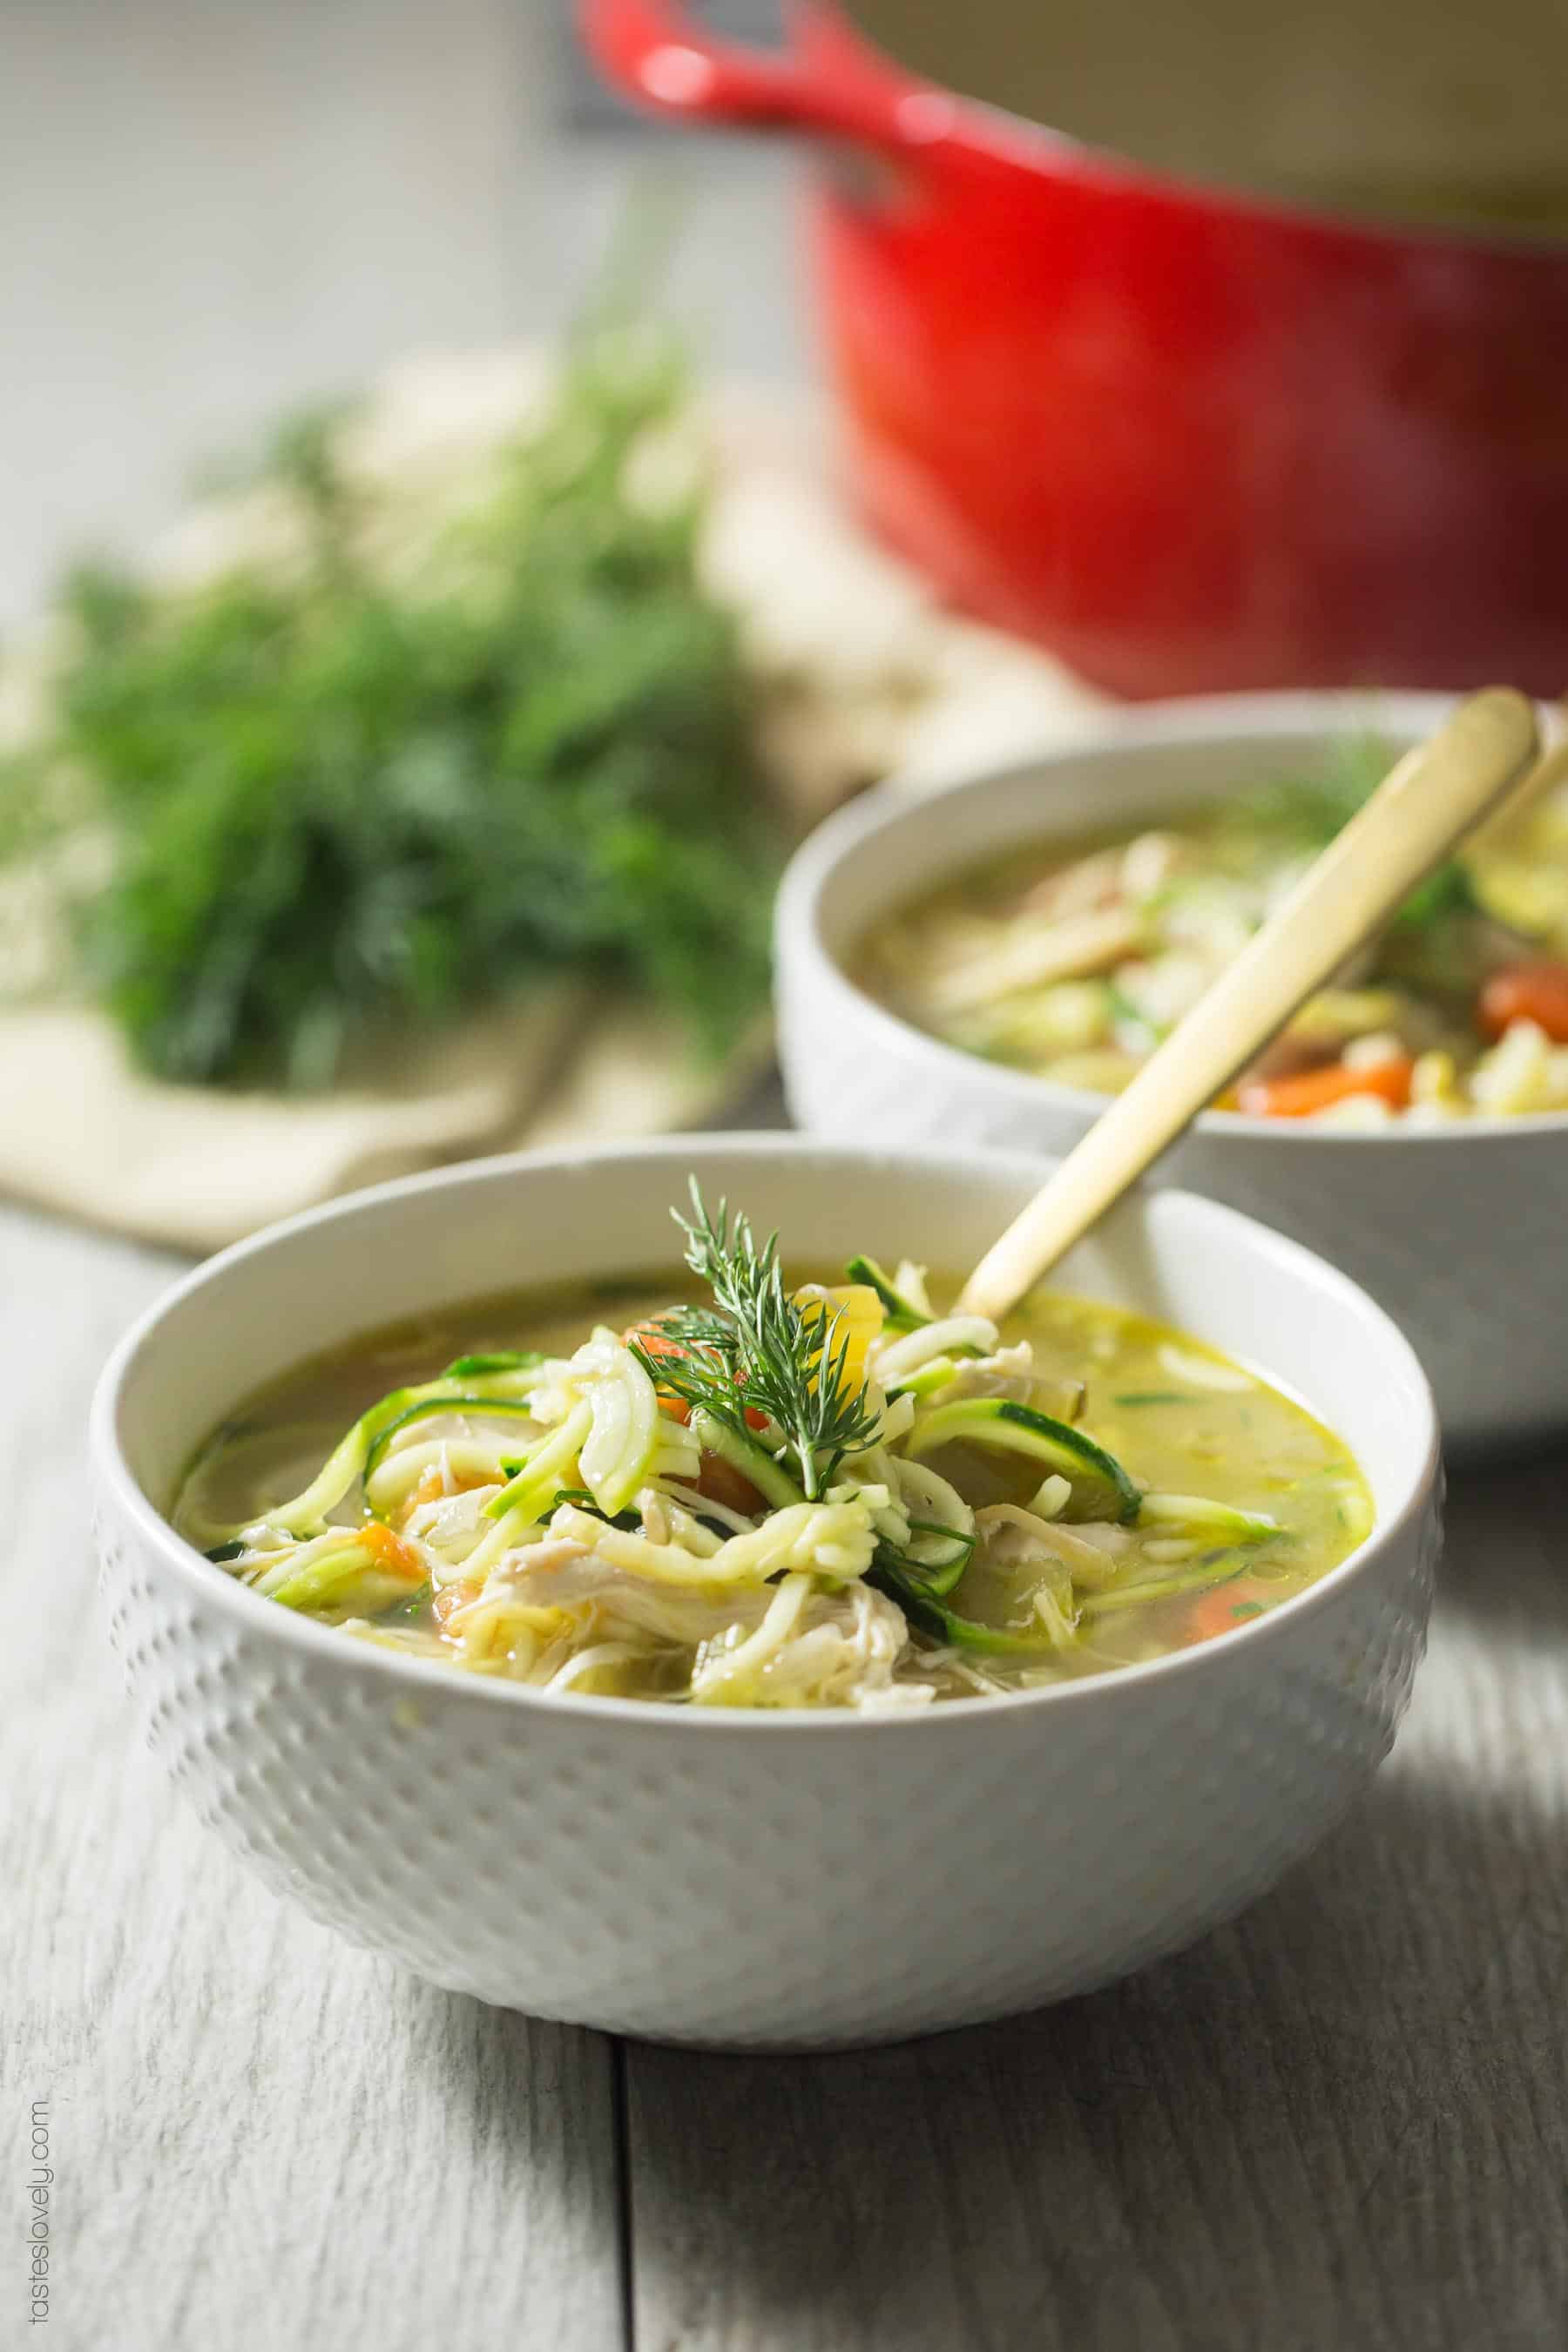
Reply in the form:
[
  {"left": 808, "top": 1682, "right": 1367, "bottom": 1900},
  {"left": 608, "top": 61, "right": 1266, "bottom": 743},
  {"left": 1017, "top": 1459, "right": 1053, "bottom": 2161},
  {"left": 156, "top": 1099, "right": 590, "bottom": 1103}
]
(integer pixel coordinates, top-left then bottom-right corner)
[
  {"left": 0, "top": 1204, "right": 624, "bottom": 2352},
  {"left": 624, "top": 1450, "right": 1568, "bottom": 2352}
]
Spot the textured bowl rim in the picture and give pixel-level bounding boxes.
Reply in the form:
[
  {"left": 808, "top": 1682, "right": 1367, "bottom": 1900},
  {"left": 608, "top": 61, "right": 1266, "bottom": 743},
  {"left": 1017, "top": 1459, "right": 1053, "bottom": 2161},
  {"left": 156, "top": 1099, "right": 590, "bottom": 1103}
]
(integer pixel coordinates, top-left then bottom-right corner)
[
  {"left": 777, "top": 687, "right": 1568, "bottom": 1147},
  {"left": 91, "top": 1132, "right": 1439, "bottom": 1735}
]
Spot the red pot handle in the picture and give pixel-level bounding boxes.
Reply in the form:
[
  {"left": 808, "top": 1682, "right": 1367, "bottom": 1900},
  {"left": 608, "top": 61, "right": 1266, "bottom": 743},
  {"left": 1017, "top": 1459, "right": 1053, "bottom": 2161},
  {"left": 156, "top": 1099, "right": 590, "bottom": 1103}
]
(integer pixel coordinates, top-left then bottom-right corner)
[{"left": 578, "top": 0, "right": 942, "bottom": 148}]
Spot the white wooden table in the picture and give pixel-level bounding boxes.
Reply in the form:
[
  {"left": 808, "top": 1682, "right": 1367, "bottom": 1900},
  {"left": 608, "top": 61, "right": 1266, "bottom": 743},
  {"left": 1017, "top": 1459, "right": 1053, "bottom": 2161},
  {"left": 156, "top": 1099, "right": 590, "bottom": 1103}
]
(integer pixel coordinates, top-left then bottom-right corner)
[{"left": 6, "top": 1184, "right": 1567, "bottom": 2352}]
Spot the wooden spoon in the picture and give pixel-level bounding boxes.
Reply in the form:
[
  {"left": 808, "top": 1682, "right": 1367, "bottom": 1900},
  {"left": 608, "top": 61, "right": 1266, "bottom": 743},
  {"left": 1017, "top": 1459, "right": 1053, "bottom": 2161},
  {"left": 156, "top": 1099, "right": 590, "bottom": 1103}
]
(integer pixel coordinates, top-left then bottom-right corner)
[
  {"left": 1470, "top": 725, "right": 1568, "bottom": 849},
  {"left": 957, "top": 686, "right": 1540, "bottom": 1323}
]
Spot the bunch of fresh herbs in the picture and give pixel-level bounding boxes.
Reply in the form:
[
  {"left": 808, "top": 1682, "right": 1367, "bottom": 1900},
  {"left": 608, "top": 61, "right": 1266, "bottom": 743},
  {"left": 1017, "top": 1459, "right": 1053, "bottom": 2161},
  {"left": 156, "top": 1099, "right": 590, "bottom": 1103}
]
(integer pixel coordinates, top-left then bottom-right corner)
[{"left": 0, "top": 325, "right": 779, "bottom": 1087}]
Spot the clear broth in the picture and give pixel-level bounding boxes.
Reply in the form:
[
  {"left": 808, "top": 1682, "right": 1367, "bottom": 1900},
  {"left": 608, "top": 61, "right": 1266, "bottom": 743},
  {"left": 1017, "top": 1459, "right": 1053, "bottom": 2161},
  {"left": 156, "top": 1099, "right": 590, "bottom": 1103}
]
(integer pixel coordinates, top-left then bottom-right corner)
[{"left": 179, "top": 1266, "right": 1372, "bottom": 1700}]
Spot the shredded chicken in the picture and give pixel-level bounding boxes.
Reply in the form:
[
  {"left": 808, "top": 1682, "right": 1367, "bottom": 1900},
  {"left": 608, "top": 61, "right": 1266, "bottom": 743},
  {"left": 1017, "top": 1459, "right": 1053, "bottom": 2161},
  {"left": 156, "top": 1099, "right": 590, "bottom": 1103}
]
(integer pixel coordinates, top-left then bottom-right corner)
[{"left": 185, "top": 1192, "right": 1360, "bottom": 1708}]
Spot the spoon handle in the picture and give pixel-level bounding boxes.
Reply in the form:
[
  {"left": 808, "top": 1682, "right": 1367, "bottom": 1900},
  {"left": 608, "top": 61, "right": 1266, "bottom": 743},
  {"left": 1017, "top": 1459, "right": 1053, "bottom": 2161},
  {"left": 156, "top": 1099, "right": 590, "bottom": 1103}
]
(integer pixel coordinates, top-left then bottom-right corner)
[{"left": 958, "top": 686, "right": 1539, "bottom": 1322}]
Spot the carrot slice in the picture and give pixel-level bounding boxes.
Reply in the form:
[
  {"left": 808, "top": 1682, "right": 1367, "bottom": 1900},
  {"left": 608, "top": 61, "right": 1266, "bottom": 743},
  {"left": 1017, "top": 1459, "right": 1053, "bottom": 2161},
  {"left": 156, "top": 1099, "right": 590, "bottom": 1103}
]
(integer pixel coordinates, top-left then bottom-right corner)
[
  {"left": 1239, "top": 1058, "right": 1414, "bottom": 1119},
  {"left": 397, "top": 1463, "right": 497, "bottom": 1525},
  {"left": 625, "top": 1324, "right": 689, "bottom": 1369},
  {"left": 626, "top": 1324, "right": 696, "bottom": 1424},
  {"left": 407, "top": 1465, "right": 446, "bottom": 1512},
  {"left": 625, "top": 1329, "right": 769, "bottom": 1510},
  {"left": 432, "top": 1578, "right": 481, "bottom": 1630},
  {"left": 625, "top": 1322, "right": 768, "bottom": 1430},
  {"left": 1182, "top": 1583, "right": 1269, "bottom": 1647},
  {"left": 359, "top": 1522, "right": 425, "bottom": 1581},
  {"left": 1477, "top": 960, "right": 1568, "bottom": 1044}
]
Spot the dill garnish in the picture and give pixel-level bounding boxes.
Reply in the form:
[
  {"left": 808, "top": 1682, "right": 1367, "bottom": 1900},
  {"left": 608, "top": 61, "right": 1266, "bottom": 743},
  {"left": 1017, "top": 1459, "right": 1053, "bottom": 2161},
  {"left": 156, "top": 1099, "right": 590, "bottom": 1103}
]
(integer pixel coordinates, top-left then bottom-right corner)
[
  {"left": 1235, "top": 733, "right": 1477, "bottom": 936},
  {"left": 630, "top": 1183, "right": 881, "bottom": 1501},
  {"left": 0, "top": 321, "right": 778, "bottom": 1087}
]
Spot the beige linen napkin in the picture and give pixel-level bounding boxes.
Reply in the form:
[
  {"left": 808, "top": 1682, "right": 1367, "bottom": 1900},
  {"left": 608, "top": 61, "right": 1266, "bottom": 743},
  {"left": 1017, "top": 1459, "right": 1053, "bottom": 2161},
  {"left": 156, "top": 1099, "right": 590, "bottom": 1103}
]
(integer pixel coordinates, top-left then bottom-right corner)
[{"left": 0, "top": 348, "right": 1106, "bottom": 1252}]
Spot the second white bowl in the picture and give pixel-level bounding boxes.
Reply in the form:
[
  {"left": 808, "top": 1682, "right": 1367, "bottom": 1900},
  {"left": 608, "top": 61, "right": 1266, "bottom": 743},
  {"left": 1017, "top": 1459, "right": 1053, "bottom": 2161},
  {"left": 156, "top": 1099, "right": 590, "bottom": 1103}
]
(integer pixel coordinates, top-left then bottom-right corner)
[{"left": 778, "top": 692, "right": 1568, "bottom": 1452}]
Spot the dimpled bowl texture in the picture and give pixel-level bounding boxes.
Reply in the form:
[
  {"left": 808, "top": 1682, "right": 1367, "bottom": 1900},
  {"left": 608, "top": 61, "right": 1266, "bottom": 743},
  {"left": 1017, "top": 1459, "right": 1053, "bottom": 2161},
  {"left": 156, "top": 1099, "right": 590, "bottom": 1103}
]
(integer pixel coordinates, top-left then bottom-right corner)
[
  {"left": 91, "top": 1137, "right": 1438, "bottom": 2050},
  {"left": 778, "top": 692, "right": 1568, "bottom": 1455}
]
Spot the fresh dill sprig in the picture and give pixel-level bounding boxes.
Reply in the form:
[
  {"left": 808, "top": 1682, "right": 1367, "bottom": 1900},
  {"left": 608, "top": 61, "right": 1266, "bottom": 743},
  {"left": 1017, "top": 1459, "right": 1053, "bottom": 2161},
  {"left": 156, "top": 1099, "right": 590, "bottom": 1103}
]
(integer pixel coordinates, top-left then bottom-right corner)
[
  {"left": 0, "top": 317, "right": 778, "bottom": 1088},
  {"left": 630, "top": 1182, "right": 880, "bottom": 1500},
  {"left": 1238, "top": 733, "right": 1477, "bottom": 936}
]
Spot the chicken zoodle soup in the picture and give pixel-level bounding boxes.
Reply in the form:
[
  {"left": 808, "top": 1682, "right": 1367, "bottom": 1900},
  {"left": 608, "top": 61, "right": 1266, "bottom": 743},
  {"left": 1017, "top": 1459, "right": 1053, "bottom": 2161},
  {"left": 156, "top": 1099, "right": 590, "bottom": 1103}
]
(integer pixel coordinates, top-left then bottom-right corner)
[
  {"left": 859, "top": 743, "right": 1568, "bottom": 1125},
  {"left": 177, "top": 1187, "right": 1372, "bottom": 1712}
]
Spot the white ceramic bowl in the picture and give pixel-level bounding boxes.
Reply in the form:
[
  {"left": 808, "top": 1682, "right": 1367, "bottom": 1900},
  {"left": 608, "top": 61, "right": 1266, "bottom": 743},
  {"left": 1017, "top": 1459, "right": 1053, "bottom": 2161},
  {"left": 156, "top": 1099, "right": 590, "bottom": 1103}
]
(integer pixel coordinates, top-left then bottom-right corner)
[
  {"left": 92, "top": 1137, "right": 1436, "bottom": 2049},
  {"left": 778, "top": 692, "right": 1568, "bottom": 1453}
]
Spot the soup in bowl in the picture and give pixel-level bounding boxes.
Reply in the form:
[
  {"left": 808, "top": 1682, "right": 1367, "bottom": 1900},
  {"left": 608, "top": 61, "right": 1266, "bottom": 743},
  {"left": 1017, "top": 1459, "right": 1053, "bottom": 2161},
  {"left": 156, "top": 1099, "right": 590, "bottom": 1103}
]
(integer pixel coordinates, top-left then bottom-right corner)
[
  {"left": 174, "top": 1190, "right": 1373, "bottom": 1710},
  {"left": 778, "top": 693, "right": 1568, "bottom": 1451},
  {"left": 858, "top": 739, "right": 1568, "bottom": 1125},
  {"left": 92, "top": 1138, "right": 1436, "bottom": 2046}
]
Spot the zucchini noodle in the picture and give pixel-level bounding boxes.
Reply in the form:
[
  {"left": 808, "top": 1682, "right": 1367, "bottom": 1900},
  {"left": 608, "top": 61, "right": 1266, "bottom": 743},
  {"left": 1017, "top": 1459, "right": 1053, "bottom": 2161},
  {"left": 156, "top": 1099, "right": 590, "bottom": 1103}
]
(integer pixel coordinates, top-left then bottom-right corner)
[{"left": 174, "top": 1189, "right": 1369, "bottom": 1708}]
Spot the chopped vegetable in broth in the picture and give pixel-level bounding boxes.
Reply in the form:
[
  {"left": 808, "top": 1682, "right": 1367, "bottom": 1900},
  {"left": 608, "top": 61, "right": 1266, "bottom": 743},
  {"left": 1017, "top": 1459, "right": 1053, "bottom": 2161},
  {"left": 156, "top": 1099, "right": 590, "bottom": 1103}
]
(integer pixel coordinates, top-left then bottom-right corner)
[
  {"left": 176, "top": 1188, "right": 1371, "bottom": 1710},
  {"left": 857, "top": 740, "right": 1568, "bottom": 1124}
]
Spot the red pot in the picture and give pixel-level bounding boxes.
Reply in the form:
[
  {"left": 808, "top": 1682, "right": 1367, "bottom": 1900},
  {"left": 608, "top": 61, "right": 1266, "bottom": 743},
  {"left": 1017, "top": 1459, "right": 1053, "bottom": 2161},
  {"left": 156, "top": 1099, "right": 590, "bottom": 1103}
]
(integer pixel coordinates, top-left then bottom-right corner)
[{"left": 581, "top": 0, "right": 1568, "bottom": 700}]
